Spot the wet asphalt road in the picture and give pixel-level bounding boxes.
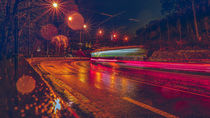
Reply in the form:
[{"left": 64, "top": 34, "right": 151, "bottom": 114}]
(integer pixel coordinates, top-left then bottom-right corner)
[{"left": 38, "top": 60, "right": 210, "bottom": 118}]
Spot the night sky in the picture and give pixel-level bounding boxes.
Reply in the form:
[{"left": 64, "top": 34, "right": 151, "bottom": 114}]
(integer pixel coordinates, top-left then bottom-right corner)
[{"left": 77, "top": 0, "right": 163, "bottom": 35}]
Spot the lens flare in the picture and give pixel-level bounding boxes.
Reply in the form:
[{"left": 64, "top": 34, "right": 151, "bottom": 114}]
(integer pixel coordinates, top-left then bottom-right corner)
[
  {"left": 16, "top": 75, "right": 36, "bottom": 95},
  {"left": 52, "top": 2, "right": 58, "bottom": 8},
  {"left": 68, "top": 16, "right": 72, "bottom": 21},
  {"left": 51, "top": 35, "right": 68, "bottom": 49},
  {"left": 67, "top": 11, "right": 84, "bottom": 30},
  {"left": 40, "top": 24, "right": 58, "bottom": 40}
]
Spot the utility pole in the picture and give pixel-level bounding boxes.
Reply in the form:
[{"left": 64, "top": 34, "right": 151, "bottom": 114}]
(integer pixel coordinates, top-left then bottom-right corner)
[
  {"left": 28, "top": 0, "right": 31, "bottom": 57},
  {"left": 80, "top": 30, "right": 82, "bottom": 49}
]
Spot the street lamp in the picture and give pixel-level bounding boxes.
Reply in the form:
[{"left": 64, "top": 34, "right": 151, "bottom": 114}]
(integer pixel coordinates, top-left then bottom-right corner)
[
  {"left": 113, "top": 34, "right": 117, "bottom": 38},
  {"left": 98, "top": 30, "right": 103, "bottom": 35},
  {"left": 83, "top": 24, "right": 87, "bottom": 29},
  {"left": 68, "top": 16, "right": 72, "bottom": 21},
  {"left": 13, "top": 1, "right": 60, "bottom": 81},
  {"left": 111, "top": 33, "right": 118, "bottom": 41},
  {"left": 96, "top": 29, "right": 104, "bottom": 47},
  {"left": 124, "top": 36, "right": 128, "bottom": 41},
  {"left": 52, "top": 2, "right": 58, "bottom": 8},
  {"left": 79, "top": 24, "right": 88, "bottom": 48},
  {"left": 44, "top": 2, "right": 60, "bottom": 57}
]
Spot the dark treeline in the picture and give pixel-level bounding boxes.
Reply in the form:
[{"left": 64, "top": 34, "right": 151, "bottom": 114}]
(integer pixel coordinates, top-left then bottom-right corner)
[{"left": 135, "top": 0, "right": 210, "bottom": 50}]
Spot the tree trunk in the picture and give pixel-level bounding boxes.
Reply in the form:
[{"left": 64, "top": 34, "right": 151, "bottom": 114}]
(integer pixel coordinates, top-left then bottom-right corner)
[
  {"left": 177, "top": 19, "right": 182, "bottom": 41},
  {"left": 13, "top": 0, "right": 20, "bottom": 82},
  {"left": 192, "top": 0, "right": 201, "bottom": 41}
]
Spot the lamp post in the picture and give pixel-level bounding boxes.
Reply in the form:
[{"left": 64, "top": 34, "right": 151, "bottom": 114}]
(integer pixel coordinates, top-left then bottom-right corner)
[
  {"left": 124, "top": 36, "right": 128, "bottom": 42},
  {"left": 111, "top": 33, "right": 117, "bottom": 41},
  {"left": 83, "top": 24, "right": 87, "bottom": 43},
  {"left": 98, "top": 29, "right": 103, "bottom": 36},
  {"left": 13, "top": 1, "right": 64, "bottom": 81},
  {"left": 96, "top": 29, "right": 104, "bottom": 47},
  {"left": 68, "top": 16, "right": 72, "bottom": 21},
  {"left": 17, "top": 1, "right": 60, "bottom": 56},
  {"left": 83, "top": 24, "right": 87, "bottom": 29},
  {"left": 45, "top": 2, "right": 59, "bottom": 57},
  {"left": 79, "top": 24, "right": 87, "bottom": 48},
  {"left": 53, "top": 2, "right": 58, "bottom": 8},
  {"left": 15, "top": 1, "right": 60, "bottom": 68}
]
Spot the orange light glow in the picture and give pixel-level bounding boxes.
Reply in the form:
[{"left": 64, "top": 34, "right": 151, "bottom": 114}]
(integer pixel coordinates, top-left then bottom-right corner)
[
  {"left": 68, "top": 16, "right": 72, "bottom": 21},
  {"left": 124, "top": 36, "right": 128, "bottom": 41},
  {"left": 67, "top": 11, "right": 85, "bottom": 30},
  {"left": 52, "top": 2, "right": 58, "bottom": 8},
  {"left": 110, "top": 72, "right": 116, "bottom": 88},
  {"left": 51, "top": 35, "right": 68, "bottom": 49},
  {"left": 113, "top": 34, "right": 117, "bottom": 38},
  {"left": 83, "top": 24, "right": 87, "bottom": 29},
  {"left": 97, "top": 29, "right": 104, "bottom": 36},
  {"left": 16, "top": 75, "right": 36, "bottom": 95}
]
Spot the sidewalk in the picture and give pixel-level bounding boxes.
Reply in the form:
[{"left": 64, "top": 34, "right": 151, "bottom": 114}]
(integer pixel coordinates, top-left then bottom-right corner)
[
  {"left": 0, "top": 57, "right": 76, "bottom": 118},
  {"left": 26, "top": 57, "right": 96, "bottom": 118},
  {"left": 27, "top": 57, "right": 110, "bottom": 117}
]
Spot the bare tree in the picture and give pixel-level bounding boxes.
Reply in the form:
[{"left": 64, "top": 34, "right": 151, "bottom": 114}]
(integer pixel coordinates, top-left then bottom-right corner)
[{"left": 160, "top": 0, "right": 209, "bottom": 41}]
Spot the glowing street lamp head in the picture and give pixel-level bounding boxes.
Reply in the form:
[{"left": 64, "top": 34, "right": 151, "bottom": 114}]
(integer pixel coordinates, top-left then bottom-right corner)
[
  {"left": 83, "top": 24, "right": 87, "bottom": 29},
  {"left": 111, "top": 33, "right": 117, "bottom": 40},
  {"left": 68, "top": 16, "right": 72, "bottom": 21},
  {"left": 124, "top": 36, "right": 128, "bottom": 41},
  {"left": 52, "top": 2, "right": 58, "bottom": 8},
  {"left": 97, "top": 29, "right": 104, "bottom": 36},
  {"left": 113, "top": 34, "right": 117, "bottom": 38}
]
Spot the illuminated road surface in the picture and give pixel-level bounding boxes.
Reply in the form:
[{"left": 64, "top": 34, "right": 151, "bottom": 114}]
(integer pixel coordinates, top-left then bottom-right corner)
[{"left": 37, "top": 59, "right": 210, "bottom": 117}]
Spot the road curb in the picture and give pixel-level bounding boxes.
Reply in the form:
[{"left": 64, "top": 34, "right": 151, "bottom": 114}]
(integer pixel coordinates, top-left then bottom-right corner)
[{"left": 26, "top": 58, "right": 112, "bottom": 117}]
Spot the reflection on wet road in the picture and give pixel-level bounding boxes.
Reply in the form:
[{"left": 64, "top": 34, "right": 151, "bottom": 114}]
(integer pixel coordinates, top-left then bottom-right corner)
[{"left": 39, "top": 60, "right": 210, "bottom": 117}]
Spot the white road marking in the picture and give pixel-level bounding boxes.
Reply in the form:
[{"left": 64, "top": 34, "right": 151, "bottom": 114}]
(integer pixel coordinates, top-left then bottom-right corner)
[{"left": 123, "top": 97, "right": 178, "bottom": 118}]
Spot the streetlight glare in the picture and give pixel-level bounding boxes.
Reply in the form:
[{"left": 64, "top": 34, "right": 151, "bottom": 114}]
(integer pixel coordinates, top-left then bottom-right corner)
[
  {"left": 124, "top": 36, "right": 128, "bottom": 41},
  {"left": 83, "top": 24, "right": 87, "bottom": 29},
  {"left": 67, "top": 12, "right": 85, "bottom": 30},
  {"left": 68, "top": 17, "right": 72, "bottom": 21},
  {"left": 53, "top": 2, "right": 58, "bottom": 8},
  {"left": 113, "top": 34, "right": 117, "bottom": 38}
]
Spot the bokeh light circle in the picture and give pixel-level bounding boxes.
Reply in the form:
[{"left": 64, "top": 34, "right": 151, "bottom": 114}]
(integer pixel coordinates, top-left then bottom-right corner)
[
  {"left": 51, "top": 35, "right": 69, "bottom": 49},
  {"left": 67, "top": 11, "right": 84, "bottom": 30},
  {"left": 16, "top": 75, "right": 36, "bottom": 95},
  {"left": 40, "top": 24, "right": 58, "bottom": 40}
]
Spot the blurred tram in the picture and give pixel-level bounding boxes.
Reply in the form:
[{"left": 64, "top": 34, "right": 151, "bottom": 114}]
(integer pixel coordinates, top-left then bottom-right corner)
[{"left": 91, "top": 46, "right": 148, "bottom": 62}]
